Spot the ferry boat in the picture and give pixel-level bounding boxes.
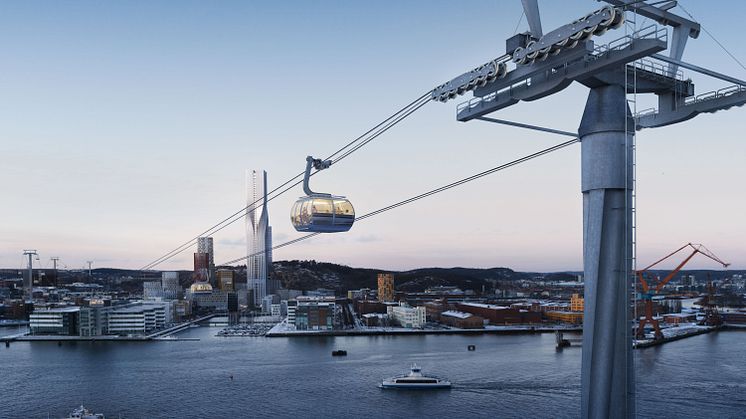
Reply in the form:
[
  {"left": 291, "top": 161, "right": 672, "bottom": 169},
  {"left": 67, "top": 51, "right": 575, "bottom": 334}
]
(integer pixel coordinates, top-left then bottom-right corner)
[{"left": 380, "top": 364, "right": 451, "bottom": 389}]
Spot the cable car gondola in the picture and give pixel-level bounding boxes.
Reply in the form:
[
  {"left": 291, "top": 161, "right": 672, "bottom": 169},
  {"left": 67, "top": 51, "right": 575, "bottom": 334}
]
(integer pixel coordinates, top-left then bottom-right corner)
[{"left": 290, "top": 156, "right": 355, "bottom": 233}]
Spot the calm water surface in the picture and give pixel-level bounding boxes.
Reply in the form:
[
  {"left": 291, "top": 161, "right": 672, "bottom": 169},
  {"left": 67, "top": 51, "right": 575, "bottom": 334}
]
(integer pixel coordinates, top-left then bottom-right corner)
[{"left": 1, "top": 327, "right": 744, "bottom": 418}]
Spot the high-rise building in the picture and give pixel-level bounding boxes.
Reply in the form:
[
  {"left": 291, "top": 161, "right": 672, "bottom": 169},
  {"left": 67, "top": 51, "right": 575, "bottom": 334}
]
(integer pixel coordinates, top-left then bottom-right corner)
[
  {"left": 161, "top": 272, "right": 181, "bottom": 300},
  {"left": 216, "top": 269, "right": 235, "bottom": 291},
  {"left": 246, "top": 169, "right": 272, "bottom": 306},
  {"left": 193, "top": 253, "right": 210, "bottom": 283},
  {"left": 377, "top": 273, "right": 395, "bottom": 302},
  {"left": 197, "top": 237, "right": 215, "bottom": 285}
]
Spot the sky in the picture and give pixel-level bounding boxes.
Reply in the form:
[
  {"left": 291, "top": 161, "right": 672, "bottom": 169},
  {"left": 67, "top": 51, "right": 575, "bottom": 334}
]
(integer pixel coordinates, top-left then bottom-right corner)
[{"left": 1, "top": 0, "right": 744, "bottom": 272}]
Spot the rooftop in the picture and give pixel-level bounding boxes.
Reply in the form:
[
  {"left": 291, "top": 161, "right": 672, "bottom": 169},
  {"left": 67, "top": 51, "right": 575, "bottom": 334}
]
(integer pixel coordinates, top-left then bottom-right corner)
[
  {"left": 441, "top": 310, "right": 473, "bottom": 319},
  {"left": 459, "top": 302, "right": 510, "bottom": 310},
  {"left": 32, "top": 306, "right": 80, "bottom": 313}
]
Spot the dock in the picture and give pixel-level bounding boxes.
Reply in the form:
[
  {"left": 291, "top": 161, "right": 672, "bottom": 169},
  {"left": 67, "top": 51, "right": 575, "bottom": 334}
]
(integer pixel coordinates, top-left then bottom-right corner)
[{"left": 2, "top": 314, "right": 215, "bottom": 344}]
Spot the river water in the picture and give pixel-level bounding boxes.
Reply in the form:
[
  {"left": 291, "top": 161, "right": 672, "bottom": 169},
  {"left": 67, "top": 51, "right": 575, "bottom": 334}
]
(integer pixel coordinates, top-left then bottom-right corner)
[{"left": 1, "top": 327, "right": 744, "bottom": 418}]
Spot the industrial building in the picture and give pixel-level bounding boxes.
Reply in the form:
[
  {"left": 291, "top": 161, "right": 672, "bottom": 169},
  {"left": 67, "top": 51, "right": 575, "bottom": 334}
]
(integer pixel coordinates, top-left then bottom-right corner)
[
  {"left": 456, "top": 302, "right": 541, "bottom": 325},
  {"left": 439, "top": 310, "right": 484, "bottom": 329}
]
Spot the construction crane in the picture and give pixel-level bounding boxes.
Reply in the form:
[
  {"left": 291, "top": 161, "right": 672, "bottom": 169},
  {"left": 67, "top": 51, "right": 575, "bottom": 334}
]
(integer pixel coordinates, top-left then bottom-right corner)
[{"left": 636, "top": 243, "right": 729, "bottom": 340}]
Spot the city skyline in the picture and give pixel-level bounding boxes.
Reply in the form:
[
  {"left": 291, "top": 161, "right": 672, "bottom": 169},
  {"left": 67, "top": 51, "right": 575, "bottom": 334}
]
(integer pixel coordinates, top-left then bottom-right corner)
[{"left": 1, "top": 1, "right": 745, "bottom": 272}]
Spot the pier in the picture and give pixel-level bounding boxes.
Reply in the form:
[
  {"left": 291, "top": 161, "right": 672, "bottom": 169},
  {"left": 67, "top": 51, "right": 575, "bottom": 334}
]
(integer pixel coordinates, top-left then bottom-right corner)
[{"left": 2, "top": 314, "right": 215, "bottom": 344}]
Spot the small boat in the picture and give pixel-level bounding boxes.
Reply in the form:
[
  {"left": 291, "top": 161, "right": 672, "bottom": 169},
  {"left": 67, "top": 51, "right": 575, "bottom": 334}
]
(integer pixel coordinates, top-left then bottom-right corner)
[
  {"left": 332, "top": 350, "right": 347, "bottom": 356},
  {"left": 380, "top": 364, "right": 451, "bottom": 389},
  {"left": 66, "top": 405, "right": 105, "bottom": 419},
  {"left": 467, "top": 345, "right": 476, "bottom": 351}
]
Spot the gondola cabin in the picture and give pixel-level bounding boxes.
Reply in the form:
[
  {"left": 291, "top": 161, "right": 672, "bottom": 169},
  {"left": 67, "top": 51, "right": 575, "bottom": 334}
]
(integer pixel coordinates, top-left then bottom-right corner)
[{"left": 291, "top": 195, "right": 355, "bottom": 233}]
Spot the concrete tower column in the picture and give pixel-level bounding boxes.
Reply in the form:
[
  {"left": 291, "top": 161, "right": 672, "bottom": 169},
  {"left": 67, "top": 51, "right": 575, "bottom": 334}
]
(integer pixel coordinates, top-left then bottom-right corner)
[{"left": 579, "top": 84, "right": 635, "bottom": 419}]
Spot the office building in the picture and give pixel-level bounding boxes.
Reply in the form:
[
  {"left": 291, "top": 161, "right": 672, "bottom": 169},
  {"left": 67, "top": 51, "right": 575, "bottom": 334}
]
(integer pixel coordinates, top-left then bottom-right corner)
[
  {"left": 29, "top": 306, "right": 80, "bottom": 335},
  {"left": 261, "top": 294, "right": 280, "bottom": 314},
  {"left": 197, "top": 237, "right": 215, "bottom": 285},
  {"left": 294, "top": 300, "right": 336, "bottom": 331},
  {"left": 194, "top": 252, "right": 210, "bottom": 283},
  {"left": 143, "top": 281, "right": 164, "bottom": 300},
  {"left": 161, "top": 272, "right": 181, "bottom": 300},
  {"left": 246, "top": 169, "right": 272, "bottom": 306},
  {"left": 216, "top": 269, "right": 235, "bottom": 291},
  {"left": 377, "top": 273, "right": 395, "bottom": 302},
  {"left": 387, "top": 302, "right": 426, "bottom": 328},
  {"left": 107, "top": 302, "right": 172, "bottom": 336}
]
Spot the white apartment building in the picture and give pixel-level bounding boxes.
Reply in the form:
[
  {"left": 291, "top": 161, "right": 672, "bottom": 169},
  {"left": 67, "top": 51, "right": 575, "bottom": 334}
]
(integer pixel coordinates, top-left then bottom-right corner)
[{"left": 387, "top": 302, "right": 426, "bottom": 328}]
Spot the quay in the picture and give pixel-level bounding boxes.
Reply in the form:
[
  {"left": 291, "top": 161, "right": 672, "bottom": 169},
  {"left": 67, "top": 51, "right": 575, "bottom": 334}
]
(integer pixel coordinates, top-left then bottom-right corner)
[
  {"left": 1, "top": 314, "right": 215, "bottom": 344},
  {"left": 265, "top": 325, "right": 582, "bottom": 338}
]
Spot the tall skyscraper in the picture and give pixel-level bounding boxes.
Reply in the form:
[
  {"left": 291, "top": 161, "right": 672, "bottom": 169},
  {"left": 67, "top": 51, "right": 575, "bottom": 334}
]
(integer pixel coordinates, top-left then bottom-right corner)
[
  {"left": 197, "top": 237, "right": 215, "bottom": 284},
  {"left": 246, "top": 169, "right": 272, "bottom": 307}
]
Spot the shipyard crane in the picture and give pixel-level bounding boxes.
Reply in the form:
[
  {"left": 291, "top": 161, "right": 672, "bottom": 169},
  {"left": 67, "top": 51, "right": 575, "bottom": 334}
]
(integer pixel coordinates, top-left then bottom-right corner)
[{"left": 636, "top": 243, "right": 729, "bottom": 340}]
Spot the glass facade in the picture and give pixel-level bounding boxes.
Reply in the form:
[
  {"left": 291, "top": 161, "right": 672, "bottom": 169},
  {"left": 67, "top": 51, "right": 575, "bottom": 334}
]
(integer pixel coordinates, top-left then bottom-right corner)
[{"left": 291, "top": 196, "right": 355, "bottom": 232}]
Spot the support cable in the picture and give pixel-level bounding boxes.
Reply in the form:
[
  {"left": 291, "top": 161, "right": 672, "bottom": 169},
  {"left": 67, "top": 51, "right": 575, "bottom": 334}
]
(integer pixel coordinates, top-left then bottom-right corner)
[
  {"left": 139, "top": 92, "right": 432, "bottom": 271},
  {"left": 219, "top": 137, "right": 579, "bottom": 266}
]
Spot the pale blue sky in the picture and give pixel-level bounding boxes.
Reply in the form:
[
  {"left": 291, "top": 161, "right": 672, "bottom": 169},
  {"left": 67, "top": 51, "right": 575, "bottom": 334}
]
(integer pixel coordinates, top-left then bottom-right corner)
[{"left": 1, "top": 1, "right": 744, "bottom": 272}]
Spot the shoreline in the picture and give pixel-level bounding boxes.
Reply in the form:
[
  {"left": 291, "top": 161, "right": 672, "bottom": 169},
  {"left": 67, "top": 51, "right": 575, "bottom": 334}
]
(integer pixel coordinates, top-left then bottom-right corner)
[{"left": 265, "top": 325, "right": 582, "bottom": 337}]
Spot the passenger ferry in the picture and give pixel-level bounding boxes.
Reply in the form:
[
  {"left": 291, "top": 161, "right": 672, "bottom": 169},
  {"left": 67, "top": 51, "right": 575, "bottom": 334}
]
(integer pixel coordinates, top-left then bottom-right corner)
[{"left": 380, "top": 364, "right": 451, "bottom": 389}]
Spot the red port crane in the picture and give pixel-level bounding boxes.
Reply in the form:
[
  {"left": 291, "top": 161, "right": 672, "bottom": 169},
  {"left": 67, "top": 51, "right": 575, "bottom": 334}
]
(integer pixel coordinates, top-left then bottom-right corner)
[{"left": 636, "top": 243, "right": 729, "bottom": 340}]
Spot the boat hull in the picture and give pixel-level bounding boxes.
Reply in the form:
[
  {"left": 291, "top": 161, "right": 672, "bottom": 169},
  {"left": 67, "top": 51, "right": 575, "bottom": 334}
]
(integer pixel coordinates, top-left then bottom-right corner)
[{"left": 380, "top": 382, "right": 451, "bottom": 390}]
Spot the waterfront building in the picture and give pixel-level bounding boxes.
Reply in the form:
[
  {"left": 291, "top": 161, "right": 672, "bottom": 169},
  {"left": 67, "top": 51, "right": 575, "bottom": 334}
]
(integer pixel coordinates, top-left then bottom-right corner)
[
  {"left": 107, "top": 302, "right": 172, "bottom": 336},
  {"left": 187, "top": 286, "right": 227, "bottom": 312},
  {"left": 663, "top": 313, "right": 696, "bottom": 324},
  {"left": 456, "top": 302, "right": 541, "bottom": 325},
  {"left": 227, "top": 292, "right": 239, "bottom": 325},
  {"left": 377, "top": 273, "right": 395, "bottom": 302},
  {"left": 197, "top": 237, "right": 215, "bottom": 285},
  {"left": 294, "top": 299, "right": 336, "bottom": 331},
  {"left": 29, "top": 306, "right": 80, "bottom": 335},
  {"left": 439, "top": 310, "right": 484, "bottom": 329},
  {"left": 286, "top": 299, "right": 297, "bottom": 326},
  {"left": 79, "top": 305, "right": 112, "bottom": 337},
  {"left": 387, "top": 302, "right": 426, "bottom": 328},
  {"left": 246, "top": 169, "right": 272, "bottom": 307},
  {"left": 545, "top": 310, "right": 583, "bottom": 324},
  {"left": 424, "top": 299, "right": 448, "bottom": 321}
]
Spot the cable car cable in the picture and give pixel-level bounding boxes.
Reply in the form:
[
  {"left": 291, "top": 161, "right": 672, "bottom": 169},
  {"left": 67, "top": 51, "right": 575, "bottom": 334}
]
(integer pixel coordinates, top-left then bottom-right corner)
[
  {"left": 139, "top": 91, "right": 433, "bottom": 271},
  {"left": 218, "top": 137, "right": 579, "bottom": 266}
]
